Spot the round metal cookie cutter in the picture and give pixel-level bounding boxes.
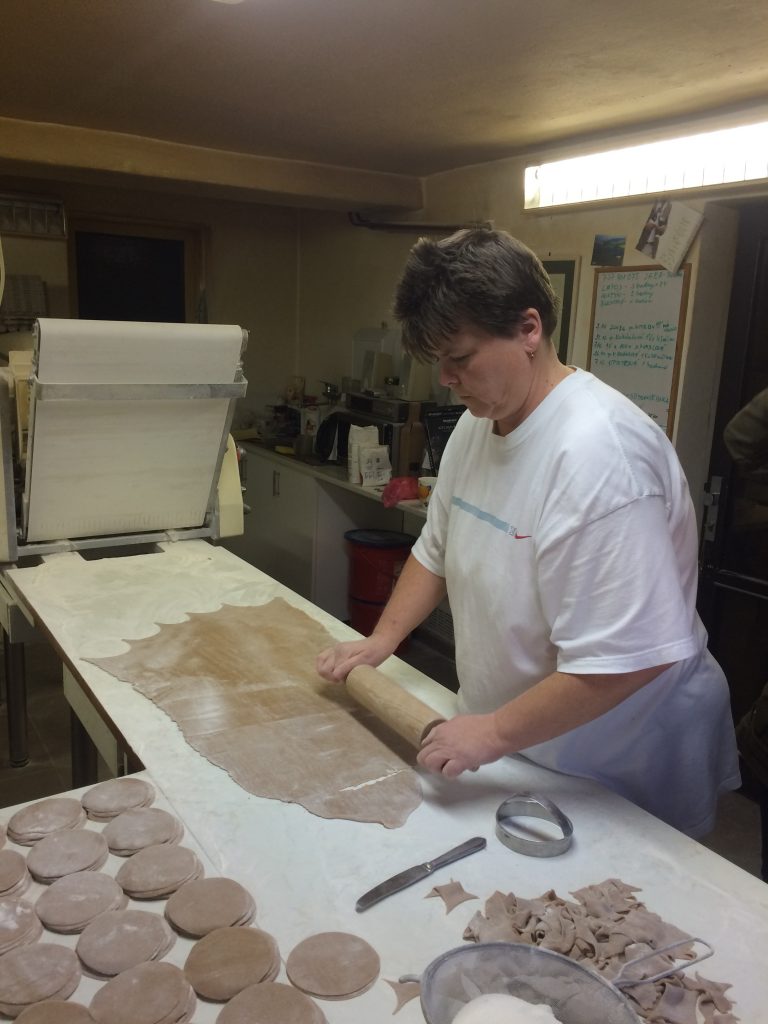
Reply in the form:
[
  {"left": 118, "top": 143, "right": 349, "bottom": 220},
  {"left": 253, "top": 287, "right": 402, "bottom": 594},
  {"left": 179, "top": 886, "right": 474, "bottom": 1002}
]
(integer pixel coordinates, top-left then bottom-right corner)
[{"left": 495, "top": 792, "right": 574, "bottom": 857}]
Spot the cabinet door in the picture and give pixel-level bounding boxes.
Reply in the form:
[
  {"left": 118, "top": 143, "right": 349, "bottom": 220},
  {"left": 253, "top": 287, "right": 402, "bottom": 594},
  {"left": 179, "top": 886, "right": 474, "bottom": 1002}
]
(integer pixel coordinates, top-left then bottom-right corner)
[{"left": 222, "top": 456, "right": 316, "bottom": 599}]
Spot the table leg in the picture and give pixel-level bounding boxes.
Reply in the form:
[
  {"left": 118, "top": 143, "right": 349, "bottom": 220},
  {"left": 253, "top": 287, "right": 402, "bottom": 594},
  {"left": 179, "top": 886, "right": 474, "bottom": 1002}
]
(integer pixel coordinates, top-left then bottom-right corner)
[
  {"left": 70, "top": 709, "right": 98, "bottom": 788},
  {"left": 2, "top": 629, "right": 28, "bottom": 768}
]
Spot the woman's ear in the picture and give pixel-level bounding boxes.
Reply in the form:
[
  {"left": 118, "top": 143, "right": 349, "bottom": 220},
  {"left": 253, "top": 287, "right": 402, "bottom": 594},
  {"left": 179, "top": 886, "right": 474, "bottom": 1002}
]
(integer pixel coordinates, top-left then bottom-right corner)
[{"left": 519, "top": 307, "right": 544, "bottom": 357}]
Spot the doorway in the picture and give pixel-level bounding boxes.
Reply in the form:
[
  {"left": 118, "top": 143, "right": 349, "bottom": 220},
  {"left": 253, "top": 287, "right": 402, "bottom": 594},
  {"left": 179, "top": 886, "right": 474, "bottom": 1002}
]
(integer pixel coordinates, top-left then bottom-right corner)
[
  {"left": 68, "top": 217, "right": 204, "bottom": 322},
  {"left": 698, "top": 202, "right": 768, "bottom": 726}
]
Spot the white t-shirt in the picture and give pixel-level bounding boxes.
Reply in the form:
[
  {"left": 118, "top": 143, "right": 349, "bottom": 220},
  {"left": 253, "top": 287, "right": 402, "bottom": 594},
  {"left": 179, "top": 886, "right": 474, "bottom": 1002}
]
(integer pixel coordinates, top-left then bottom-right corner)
[{"left": 412, "top": 369, "right": 740, "bottom": 836}]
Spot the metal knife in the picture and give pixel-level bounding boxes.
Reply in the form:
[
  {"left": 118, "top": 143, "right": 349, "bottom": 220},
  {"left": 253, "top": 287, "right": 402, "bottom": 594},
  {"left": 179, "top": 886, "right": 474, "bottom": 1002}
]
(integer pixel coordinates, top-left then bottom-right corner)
[{"left": 355, "top": 836, "right": 487, "bottom": 912}]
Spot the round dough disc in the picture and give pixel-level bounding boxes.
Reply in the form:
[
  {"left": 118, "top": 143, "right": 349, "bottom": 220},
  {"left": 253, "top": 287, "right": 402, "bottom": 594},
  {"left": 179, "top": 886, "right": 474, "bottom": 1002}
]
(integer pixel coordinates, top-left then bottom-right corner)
[
  {"left": 116, "top": 843, "right": 202, "bottom": 898},
  {"left": 7, "top": 798, "right": 86, "bottom": 845},
  {"left": 27, "top": 829, "right": 108, "bottom": 882},
  {"left": 0, "top": 850, "right": 30, "bottom": 897},
  {"left": 165, "top": 877, "right": 255, "bottom": 936},
  {"left": 81, "top": 778, "right": 155, "bottom": 820},
  {"left": 89, "top": 961, "right": 195, "bottom": 1024},
  {"left": 103, "top": 808, "right": 183, "bottom": 856},
  {"left": 16, "top": 1001, "right": 96, "bottom": 1023},
  {"left": 0, "top": 943, "right": 81, "bottom": 1012},
  {"left": 76, "top": 909, "right": 175, "bottom": 977},
  {"left": 183, "top": 926, "right": 280, "bottom": 1001},
  {"left": 0, "top": 897, "right": 43, "bottom": 955},
  {"left": 217, "top": 981, "right": 326, "bottom": 1024},
  {"left": 35, "top": 871, "right": 127, "bottom": 933},
  {"left": 285, "top": 932, "right": 380, "bottom": 1000}
]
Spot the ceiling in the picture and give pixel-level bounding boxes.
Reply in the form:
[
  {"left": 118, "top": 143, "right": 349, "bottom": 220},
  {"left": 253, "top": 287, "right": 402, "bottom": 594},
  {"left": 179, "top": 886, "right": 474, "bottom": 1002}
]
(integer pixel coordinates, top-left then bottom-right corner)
[{"left": 1, "top": 0, "right": 768, "bottom": 196}]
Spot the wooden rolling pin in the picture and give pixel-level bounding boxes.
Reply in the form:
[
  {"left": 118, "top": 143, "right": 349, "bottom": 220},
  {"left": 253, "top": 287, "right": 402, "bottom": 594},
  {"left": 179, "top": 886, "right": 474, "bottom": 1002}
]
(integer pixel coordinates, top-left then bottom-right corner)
[{"left": 346, "top": 664, "right": 446, "bottom": 749}]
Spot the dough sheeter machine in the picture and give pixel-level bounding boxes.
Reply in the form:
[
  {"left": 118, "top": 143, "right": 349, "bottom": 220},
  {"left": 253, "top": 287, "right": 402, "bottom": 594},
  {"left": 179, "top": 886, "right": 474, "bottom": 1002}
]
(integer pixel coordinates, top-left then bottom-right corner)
[{"left": 0, "top": 317, "right": 248, "bottom": 770}]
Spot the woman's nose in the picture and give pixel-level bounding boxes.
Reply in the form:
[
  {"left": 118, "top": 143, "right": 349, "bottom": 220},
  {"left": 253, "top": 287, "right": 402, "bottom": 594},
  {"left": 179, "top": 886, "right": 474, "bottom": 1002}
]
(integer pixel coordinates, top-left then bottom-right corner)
[{"left": 438, "top": 362, "right": 456, "bottom": 388}]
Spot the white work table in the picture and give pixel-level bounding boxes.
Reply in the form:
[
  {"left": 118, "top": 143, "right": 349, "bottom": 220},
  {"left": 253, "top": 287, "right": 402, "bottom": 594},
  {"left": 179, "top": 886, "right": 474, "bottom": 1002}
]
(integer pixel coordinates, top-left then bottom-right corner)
[{"left": 3, "top": 541, "right": 768, "bottom": 1023}]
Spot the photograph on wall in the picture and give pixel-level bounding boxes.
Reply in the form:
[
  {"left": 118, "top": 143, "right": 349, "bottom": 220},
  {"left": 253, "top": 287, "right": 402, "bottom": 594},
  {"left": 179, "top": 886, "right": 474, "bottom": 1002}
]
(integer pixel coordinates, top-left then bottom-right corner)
[
  {"left": 636, "top": 199, "right": 672, "bottom": 259},
  {"left": 543, "top": 257, "right": 580, "bottom": 363},
  {"left": 591, "top": 234, "right": 626, "bottom": 267}
]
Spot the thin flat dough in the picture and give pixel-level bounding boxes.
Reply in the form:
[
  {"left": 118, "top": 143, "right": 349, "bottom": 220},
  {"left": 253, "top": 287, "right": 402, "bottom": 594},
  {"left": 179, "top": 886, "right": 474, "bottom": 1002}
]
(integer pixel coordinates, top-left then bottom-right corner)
[
  {"left": 183, "top": 926, "right": 280, "bottom": 1001},
  {"left": 165, "top": 876, "right": 255, "bottom": 936},
  {"left": 27, "top": 829, "right": 108, "bottom": 882},
  {"left": 35, "top": 872, "right": 127, "bottom": 933},
  {"left": 76, "top": 909, "right": 175, "bottom": 977},
  {"left": 7, "top": 798, "right": 86, "bottom": 845},
  {"left": 89, "top": 599, "right": 422, "bottom": 828},
  {"left": 102, "top": 808, "right": 183, "bottom": 856},
  {"left": 16, "top": 1002, "right": 96, "bottom": 1023},
  {"left": 285, "top": 931, "right": 380, "bottom": 1000},
  {"left": 89, "top": 961, "right": 196, "bottom": 1024},
  {"left": 81, "top": 778, "right": 155, "bottom": 821},
  {"left": 115, "top": 843, "right": 203, "bottom": 898},
  {"left": 0, "top": 898, "right": 43, "bottom": 954},
  {"left": 216, "top": 981, "right": 327, "bottom": 1024},
  {"left": 0, "top": 850, "right": 30, "bottom": 897},
  {"left": 0, "top": 943, "right": 81, "bottom": 1015}
]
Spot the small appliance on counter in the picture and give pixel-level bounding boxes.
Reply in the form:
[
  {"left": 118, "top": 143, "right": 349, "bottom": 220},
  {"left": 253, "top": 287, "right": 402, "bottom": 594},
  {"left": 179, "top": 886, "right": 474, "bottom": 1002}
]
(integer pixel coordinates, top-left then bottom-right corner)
[{"left": 314, "top": 393, "right": 424, "bottom": 476}]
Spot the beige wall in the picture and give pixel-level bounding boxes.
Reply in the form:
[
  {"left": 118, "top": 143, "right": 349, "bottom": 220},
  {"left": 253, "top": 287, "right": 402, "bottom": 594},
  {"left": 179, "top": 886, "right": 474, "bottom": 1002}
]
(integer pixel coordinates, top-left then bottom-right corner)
[{"left": 0, "top": 175, "right": 299, "bottom": 416}]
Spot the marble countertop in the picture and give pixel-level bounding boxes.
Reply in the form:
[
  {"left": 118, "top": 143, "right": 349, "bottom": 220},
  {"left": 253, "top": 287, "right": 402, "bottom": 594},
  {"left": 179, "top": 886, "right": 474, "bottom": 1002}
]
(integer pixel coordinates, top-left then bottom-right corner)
[{"left": 4, "top": 541, "right": 767, "bottom": 1022}]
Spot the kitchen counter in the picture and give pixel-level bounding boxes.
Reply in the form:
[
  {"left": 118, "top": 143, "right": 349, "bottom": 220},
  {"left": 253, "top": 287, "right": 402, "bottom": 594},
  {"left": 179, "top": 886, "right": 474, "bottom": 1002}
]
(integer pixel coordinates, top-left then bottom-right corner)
[
  {"left": 241, "top": 440, "right": 428, "bottom": 519},
  {"left": 3, "top": 540, "right": 768, "bottom": 1023}
]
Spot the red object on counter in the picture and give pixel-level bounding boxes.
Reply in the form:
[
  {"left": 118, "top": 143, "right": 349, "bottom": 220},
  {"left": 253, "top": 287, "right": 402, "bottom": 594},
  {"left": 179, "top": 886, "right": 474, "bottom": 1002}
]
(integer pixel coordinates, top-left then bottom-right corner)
[{"left": 381, "top": 476, "right": 419, "bottom": 508}]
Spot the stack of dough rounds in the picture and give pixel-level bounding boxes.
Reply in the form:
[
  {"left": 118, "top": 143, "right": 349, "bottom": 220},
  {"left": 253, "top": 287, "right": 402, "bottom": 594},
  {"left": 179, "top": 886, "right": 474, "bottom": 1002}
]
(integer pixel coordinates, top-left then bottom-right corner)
[
  {"left": 0, "top": 850, "right": 31, "bottom": 897},
  {"left": 165, "top": 877, "right": 255, "bottom": 936},
  {"left": 27, "top": 829, "right": 109, "bottom": 883},
  {"left": 0, "top": 898, "right": 43, "bottom": 954},
  {"left": 285, "top": 932, "right": 380, "bottom": 1001},
  {"left": 7, "top": 798, "right": 86, "bottom": 845},
  {"left": 16, "top": 1001, "right": 96, "bottom": 1023},
  {"left": 35, "top": 872, "right": 127, "bottom": 933},
  {"left": 0, "top": 822, "right": 5, "bottom": 846},
  {"left": 89, "top": 961, "right": 196, "bottom": 1024},
  {"left": 103, "top": 808, "right": 183, "bottom": 856},
  {"left": 76, "top": 909, "right": 175, "bottom": 977},
  {"left": 81, "top": 778, "right": 156, "bottom": 822},
  {"left": 183, "top": 926, "right": 280, "bottom": 1001},
  {"left": 116, "top": 844, "right": 203, "bottom": 899},
  {"left": 0, "top": 943, "right": 81, "bottom": 1016},
  {"left": 217, "top": 981, "right": 327, "bottom": 1024}
]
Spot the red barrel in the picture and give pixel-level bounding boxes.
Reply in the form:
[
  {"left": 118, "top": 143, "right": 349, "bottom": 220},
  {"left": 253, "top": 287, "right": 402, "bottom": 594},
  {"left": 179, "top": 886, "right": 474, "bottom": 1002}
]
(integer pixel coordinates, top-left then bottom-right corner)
[{"left": 344, "top": 529, "right": 414, "bottom": 643}]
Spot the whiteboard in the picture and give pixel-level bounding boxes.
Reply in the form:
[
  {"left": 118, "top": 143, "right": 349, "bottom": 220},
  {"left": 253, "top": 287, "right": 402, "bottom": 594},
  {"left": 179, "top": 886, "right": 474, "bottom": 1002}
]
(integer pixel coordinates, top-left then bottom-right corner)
[{"left": 587, "top": 265, "right": 691, "bottom": 435}]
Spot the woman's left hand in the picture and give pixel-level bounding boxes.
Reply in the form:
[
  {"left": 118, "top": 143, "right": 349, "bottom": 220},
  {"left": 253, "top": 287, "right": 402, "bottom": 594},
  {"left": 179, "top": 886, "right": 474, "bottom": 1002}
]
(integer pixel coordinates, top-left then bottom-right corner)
[{"left": 417, "top": 714, "right": 508, "bottom": 778}]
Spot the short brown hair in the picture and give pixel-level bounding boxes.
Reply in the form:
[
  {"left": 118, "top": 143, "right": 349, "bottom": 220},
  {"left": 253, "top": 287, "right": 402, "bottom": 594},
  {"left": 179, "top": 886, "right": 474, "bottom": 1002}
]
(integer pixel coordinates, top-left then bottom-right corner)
[{"left": 393, "top": 228, "right": 559, "bottom": 361}]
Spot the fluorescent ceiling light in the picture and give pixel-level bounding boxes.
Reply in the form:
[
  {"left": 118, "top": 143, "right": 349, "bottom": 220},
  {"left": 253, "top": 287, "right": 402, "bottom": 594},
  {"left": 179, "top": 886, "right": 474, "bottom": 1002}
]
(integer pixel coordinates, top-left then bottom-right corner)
[{"left": 525, "top": 120, "right": 768, "bottom": 209}]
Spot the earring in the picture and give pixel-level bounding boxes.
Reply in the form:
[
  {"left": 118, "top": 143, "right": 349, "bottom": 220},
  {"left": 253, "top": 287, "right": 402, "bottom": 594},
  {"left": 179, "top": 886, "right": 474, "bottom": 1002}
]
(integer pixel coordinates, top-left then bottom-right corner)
[{"left": 527, "top": 350, "right": 534, "bottom": 360}]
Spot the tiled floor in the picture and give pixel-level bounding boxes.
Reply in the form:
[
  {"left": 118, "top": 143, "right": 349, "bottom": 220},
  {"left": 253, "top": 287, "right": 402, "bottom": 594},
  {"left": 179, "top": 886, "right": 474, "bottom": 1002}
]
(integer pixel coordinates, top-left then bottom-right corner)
[{"left": 1, "top": 635, "right": 764, "bottom": 882}]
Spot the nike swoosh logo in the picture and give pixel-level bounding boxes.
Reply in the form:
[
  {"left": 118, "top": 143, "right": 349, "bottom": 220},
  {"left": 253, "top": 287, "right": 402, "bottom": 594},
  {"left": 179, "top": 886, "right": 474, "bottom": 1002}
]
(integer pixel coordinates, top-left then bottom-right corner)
[{"left": 514, "top": 532, "right": 531, "bottom": 539}]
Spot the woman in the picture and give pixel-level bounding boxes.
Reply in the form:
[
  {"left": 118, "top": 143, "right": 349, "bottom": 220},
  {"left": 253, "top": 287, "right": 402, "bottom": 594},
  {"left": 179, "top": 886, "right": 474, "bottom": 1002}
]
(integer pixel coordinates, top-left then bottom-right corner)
[{"left": 317, "top": 228, "right": 739, "bottom": 838}]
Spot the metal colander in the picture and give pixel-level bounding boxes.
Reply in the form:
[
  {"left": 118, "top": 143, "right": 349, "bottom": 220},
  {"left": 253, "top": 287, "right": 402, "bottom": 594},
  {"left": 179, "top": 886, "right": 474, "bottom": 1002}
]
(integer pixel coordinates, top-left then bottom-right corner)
[{"left": 415, "top": 939, "right": 713, "bottom": 1024}]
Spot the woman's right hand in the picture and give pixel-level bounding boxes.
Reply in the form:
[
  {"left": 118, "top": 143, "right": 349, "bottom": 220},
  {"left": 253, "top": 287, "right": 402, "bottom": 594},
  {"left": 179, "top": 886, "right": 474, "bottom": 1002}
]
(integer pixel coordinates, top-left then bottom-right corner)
[{"left": 316, "top": 633, "right": 396, "bottom": 682}]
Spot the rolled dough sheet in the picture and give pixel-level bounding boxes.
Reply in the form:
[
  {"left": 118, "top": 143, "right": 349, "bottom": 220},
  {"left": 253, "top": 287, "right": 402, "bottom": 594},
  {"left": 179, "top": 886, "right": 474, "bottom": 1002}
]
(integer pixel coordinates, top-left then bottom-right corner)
[{"left": 89, "top": 598, "right": 422, "bottom": 829}]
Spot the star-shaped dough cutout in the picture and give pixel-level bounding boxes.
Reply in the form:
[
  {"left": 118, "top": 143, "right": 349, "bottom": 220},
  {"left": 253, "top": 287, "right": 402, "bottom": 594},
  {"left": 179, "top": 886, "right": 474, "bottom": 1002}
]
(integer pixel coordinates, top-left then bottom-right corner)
[
  {"left": 384, "top": 978, "right": 421, "bottom": 1013},
  {"left": 425, "top": 878, "right": 478, "bottom": 913}
]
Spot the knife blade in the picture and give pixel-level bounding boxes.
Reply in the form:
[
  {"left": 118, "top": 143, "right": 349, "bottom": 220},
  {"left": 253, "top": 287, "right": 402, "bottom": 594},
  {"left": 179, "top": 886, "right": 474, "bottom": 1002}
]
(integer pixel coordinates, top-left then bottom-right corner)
[{"left": 355, "top": 836, "right": 487, "bottom": 912}]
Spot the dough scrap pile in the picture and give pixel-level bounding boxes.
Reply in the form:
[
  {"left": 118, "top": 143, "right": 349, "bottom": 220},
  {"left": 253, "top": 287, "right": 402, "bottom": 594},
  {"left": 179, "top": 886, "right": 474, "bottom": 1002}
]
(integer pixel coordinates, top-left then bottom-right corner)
[
  {"left": 81, "top": 778, "right": 156, "bottom": 821},
  {"left": 463, "top": 878, "right": 739, "bottom": 1024}
]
